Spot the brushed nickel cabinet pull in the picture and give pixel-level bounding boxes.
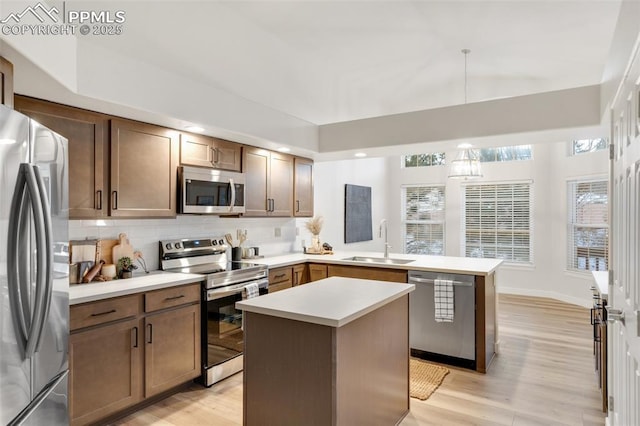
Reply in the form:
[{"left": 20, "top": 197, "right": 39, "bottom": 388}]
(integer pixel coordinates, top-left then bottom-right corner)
[
  {"left": 96, "top": 190, "right": 102, "bottom": 210},
  {"left": 296, "top": 200, "right": 300, "bottom": 212},
  {"left": 90, "top": 309, "right": 116, "bottom": 317},
  {"left": 112, "top": 191, "right": 118, "bottom": 210}
]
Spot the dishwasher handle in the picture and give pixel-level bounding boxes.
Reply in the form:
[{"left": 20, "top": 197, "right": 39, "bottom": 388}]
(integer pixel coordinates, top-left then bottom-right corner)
[{"left": 408, "top": 276, "right": 474, "bottom": 287}]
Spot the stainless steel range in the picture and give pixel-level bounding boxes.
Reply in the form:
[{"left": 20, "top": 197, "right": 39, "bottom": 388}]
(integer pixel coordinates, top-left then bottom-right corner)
[{"left": 160, "top": 237, "right": 268, "bottom": 386}]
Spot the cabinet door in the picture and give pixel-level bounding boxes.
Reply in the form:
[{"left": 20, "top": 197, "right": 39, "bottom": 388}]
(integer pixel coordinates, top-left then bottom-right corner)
[
  {"left": 212, "top": 138, "right": 242, "bottom": 172},
  {"left": 15, "top": 96, "right": 108, "bottom": 219},
  {"left": 69, "top": 318, "right": 143, "bottom": 426},
  {"left": 328, "top": 265, "right": 407, "bottom": 283},
  {"left": 144, "top": 303, "right": 201, "bottom": 398},
  {"left": 180, "top": 133, "right": 213, "bottom": 168},
  {"left": 0, "top": 56, "right": 14, "bottom": 107},
  {"left": 110, "top": 119, "right": 179, "bottom": 217},
  {"left": 294, "top": 157, "right": 314, "bottom": 217},
  {"left": 293, "top": 264, "right": 309, "bottom": 286},
  {"left": 308, "top": 264, "right": 328, "bottom": 282},
  {"left": 269, "top": 152, "right": 293, "bottom": 216},
  {"left": 243, "top": 146, "right": 270, "bottom": 216}
]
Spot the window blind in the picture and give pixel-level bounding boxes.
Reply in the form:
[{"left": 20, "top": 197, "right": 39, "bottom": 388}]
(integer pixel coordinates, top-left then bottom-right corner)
[
  {"left": 402, "top": 185, "right": 445, "bottom": 255},
  {"left": 463, "top": 182, "right": 532, "bottom": 263},
  {"left": 567, "top": 179, "right": 608, "bottom": 271}
]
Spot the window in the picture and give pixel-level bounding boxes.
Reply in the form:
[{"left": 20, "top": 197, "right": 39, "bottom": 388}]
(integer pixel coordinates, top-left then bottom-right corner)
[
  {"left": 571, "top": 139, "right": 607, "bottom": 155},
  {"left": 402, "top": 185, "right": 445, "bottom": 255},
  {"left": 567, "top": 179, "right": 608, "bottom": 271},
  {"left": 463, "top": 182, "right": 532, "bottom": 263},
  {"left": 403, "top": 153, "right": 445, "bottom": 168},
  {"left": 478, "top": 145, "right": 532, "bottom": 162}
]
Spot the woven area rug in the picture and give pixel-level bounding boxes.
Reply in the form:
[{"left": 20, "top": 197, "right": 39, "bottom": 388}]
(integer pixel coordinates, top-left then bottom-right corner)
[{"left": 409, "top": 358, "right": 450, "bottom": 401}]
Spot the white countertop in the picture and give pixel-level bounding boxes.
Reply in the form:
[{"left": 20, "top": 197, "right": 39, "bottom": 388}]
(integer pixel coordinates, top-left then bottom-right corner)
[
  {"left": 592, "top": 271, "right": 609, "bottom": 297},
  {"left": 236, "top": 276, "right": 415, "bottom": 327},
  {"left": 69, "top": 271, "right": 204, "bottom": 305},
  {"left": 254, "top": 251, "right": 502, "bottom": 276}
]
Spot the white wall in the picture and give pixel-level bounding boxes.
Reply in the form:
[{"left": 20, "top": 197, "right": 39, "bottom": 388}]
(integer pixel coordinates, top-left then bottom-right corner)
[{"left": 385, "top": 141, "right": 608, "bottom": 307}]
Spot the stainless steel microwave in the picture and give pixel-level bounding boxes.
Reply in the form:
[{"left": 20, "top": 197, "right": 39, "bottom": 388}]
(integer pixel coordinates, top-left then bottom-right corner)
[{"left": 178, "top": 166, "right": 245, "bottom": 214}]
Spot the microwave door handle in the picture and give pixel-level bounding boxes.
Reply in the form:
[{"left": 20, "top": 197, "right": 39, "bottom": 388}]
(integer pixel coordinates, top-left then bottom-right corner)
[{"left": 229, "top": 178, "right": 236, "bottom": 212}]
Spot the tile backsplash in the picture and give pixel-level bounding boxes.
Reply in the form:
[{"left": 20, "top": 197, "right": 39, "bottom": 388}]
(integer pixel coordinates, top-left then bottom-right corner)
[{"left": 70, "top": 215, "right": 305, "bottom": 271}]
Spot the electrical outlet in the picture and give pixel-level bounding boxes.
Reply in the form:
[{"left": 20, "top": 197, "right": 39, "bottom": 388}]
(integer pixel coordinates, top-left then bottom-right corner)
[{"left": 274, "top": 227, "right": 281, "bottom": 238}]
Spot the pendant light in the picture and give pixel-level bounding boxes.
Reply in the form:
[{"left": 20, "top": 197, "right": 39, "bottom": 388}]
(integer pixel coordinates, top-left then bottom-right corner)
[{"left": 448, "top": 49, "right": 483, "bottom": 179}]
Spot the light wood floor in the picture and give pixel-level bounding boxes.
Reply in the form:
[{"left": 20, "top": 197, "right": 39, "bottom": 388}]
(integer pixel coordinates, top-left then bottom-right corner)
[{"left": 113, "top": 294, "right": 605, "bottom": 425}]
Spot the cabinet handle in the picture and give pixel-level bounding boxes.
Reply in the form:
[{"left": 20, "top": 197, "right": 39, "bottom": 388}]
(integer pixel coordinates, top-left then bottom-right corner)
[
  {"left": 90, "top": 309, "right": 116, "bottom": 317},
  {"left": 274, "top": 273, "right": 286, "bottom": 279},
  {"left": 147, "top": 323, "right": 153, "bottom": 344},
  {"left": 96, "top": 190, "right": 103, "bottom": 210},
  {"left": 164, "top": 295, "right": 185, "bottom": 301},
  {"left": 296, "top": 200, "right": 300, "bottom": 213},
  {"left": 269, "top": 198, "right": 274, "bottom": 212},
  {"left": 112, "top": 191, "right": 118, "bottom": 210},
  {"left": 132, "top": 326, "right": 138, "bottom": 348},
  {"left": 213, "top": 147, "right": 220, "bottom": 164}
]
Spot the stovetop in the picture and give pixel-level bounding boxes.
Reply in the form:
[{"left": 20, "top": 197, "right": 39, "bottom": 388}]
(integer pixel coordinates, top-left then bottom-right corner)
[{"left": 166, "top": 261, "right": 265, "bottom": 276}]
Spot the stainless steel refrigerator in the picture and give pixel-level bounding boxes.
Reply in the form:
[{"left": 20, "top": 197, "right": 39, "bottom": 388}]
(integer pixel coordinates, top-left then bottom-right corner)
[{"left": 0, "top": 104, "right": 69, "bottom": 425}]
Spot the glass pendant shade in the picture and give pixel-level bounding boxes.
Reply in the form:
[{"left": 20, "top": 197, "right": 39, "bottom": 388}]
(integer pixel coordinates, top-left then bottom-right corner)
[{"left": 448, "top": 147, "right": 482, "bottom": 179}]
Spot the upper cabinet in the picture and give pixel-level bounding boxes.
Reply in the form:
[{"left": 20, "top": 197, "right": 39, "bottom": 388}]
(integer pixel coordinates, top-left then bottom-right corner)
[
  {"left": 244, "top": 147, "right": 293, "bottom": 216},
  {"left": 180, "top": 133, "right": 242, "bottom": 172},
  {"left": 110, "top": 119, "right": 179, "bottom": 217},
  {"left": 15, "top": 96, "right": 109, "bottom": 219},
  {"left": 293, "top": 157, "right": 314, "bottom": 217},
  {"left": 0, "top": 56, "right": 14, "bottom": 108}
]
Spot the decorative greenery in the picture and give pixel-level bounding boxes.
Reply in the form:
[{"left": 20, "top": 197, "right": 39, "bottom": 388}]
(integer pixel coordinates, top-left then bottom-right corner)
[
  {"left": 117, "top": 256, "right": 138, "bottom": 273},
  {"left": 305, "top": 216, "right": 323, "bottom": 235}
]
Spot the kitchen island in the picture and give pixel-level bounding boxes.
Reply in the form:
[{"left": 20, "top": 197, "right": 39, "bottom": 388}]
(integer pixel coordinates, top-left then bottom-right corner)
[{"left": 236, "top": 277, "right": 415, "bottom": 425}]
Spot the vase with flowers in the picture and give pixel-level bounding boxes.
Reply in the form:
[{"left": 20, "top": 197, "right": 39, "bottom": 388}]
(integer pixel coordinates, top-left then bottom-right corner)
[{"left": 305, "top": 216, "right": 324, "bottom": 253}]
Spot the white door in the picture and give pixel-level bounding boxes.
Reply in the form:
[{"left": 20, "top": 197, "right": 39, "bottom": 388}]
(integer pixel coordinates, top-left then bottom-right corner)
[{"left": 609, "top": 45, "right": 640, "bottom": 426}]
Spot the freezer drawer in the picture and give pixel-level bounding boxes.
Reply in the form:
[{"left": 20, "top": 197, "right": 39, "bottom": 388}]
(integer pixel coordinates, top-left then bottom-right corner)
[{"left": 409, "top": 271, "right": 475, "bottom": 364}]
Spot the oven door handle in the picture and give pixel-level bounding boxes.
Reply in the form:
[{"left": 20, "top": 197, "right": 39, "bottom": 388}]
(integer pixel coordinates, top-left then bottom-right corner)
[{"left": 207, "top": 278, "right": 269, "bottom": 301}]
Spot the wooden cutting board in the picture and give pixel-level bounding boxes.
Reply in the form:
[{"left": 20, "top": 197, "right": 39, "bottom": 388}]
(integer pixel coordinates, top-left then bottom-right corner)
[
  {"left": 97, "top": 239, "right": 119, "bottom": 265},
  {"left": 111, "top": 233, "right": 135, "bottom": 265}
]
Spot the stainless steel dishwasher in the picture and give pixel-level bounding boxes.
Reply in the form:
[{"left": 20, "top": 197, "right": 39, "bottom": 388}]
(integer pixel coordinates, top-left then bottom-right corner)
[{"left": 409, "top": 271, "right": 476, "bottom": 369}]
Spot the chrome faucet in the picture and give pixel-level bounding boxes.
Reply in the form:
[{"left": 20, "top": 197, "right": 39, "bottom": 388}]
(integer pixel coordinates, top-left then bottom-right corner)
[{"left": 379, "top": 219, "right": 391, "bottom": 258}]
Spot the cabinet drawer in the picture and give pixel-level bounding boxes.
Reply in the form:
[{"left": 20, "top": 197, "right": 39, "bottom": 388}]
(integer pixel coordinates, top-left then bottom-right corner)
[
  {"left": 145, "top": 283, "right": 200, "bottom": 313},
  {"left": 269, "top": 267, "right": 292, "bottom": 284},
  {"left": 71, "top": 294, "right": 141, "bottom": 331},
  {"left": 268, "top": 281, "right": 292, "bottom": 293}
]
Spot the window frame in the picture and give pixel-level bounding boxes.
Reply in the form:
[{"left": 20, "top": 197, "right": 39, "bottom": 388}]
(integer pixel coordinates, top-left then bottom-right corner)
[
  {"left": 401, "top": 184, "right": 446, "bottom": 256},
  {"left": 462, "top": 181, "right": 533, "bottom": 264},
  {"left": 566, "top": 178, "right": 609, "bottom": 273}
]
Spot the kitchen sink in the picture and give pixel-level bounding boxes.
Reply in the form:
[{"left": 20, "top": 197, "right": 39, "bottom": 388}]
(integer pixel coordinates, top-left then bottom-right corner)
[{"left": 341, "top": 256, "right": 415, "bottom": 265}]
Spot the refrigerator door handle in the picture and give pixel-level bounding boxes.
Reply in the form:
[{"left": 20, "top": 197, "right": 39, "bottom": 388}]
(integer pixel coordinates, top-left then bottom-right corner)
[
  {"left": 7, "top": 164, "right": 30, "bottom": 359},
  {"left": 32, "top": 165, "right": 54, "bottom": 354}
]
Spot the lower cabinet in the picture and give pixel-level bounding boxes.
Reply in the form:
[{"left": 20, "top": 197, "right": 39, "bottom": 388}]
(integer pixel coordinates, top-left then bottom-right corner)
[
  {"left": 69, "top": 283, "right": 201, "bottom": 426},
  {"left": 69, "top": 317, "right": 143, "bottom": 426},
  {"left": 293, "top": 264, "right": 309, "bottom": 286},
  {"left": 308, "top": 263, "right": 328, "bottom": 282},
  {"left": 269, "top": 267, "right": 293, "bottom": 293},
  {"left": 327, "top": 264, "right": 407, "bottom": 283}
]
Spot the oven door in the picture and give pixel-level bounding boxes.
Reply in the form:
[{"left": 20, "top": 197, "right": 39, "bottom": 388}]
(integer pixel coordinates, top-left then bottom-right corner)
[
  {"left": 203, "top": 279, "right": 268, "bottom": 372},
  {"left": 179, "top": 166, "right": 245, "bottom": 214}
]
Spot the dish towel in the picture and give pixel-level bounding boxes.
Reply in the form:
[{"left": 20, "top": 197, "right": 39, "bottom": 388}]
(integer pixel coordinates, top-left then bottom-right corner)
[
  {"left": 243, "top": 282, "right": 260, "bottom": 300},
  {"left": 434, "top": 279, "right": 454, "bottom": 323}
]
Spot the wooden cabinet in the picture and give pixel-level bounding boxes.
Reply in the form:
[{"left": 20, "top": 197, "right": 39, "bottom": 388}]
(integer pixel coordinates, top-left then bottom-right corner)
[
  {"left": 180, "top": 133, "right": 242, "bottom": 172},
  {"left": 69, "top": 283, "right": 201, "bottom": 426},
  {"left": 0, "top": 56, "right": 14, "bottom": 107},
  {"left": 15, "top": 96, "right": 109, "bottom": 219},
  {"left": 244, "top": 147, "right": 293, "bottom": 216},
  {"left": 293, "top": 157, "right": 313, "bottom": 217},
  {"left": 327, "top": 264, "right": 407, "bottom": 283},
  {"left": 110, "top": 118, "right": 179, "bottom": 217},
  {"left": 69, "top": 295, "right": 143, "bottom": 426},
  {"left": 269, "top": 266, "right": 293, "bottom": 293},
  {"left": 293, "top": 263, "right": 309, "bottom": 286},
  {"left": 308, "top": 263, "right": 328, "bottom": 282}
]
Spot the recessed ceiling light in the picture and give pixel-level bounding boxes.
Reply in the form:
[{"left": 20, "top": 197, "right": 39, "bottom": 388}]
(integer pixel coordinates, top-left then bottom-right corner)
[
  {"left": 277, "top": 147, "right": 291, "bottom": 153},
  {"left": 354, "top": 152, "right": 367, "bottom": 158},
  {"left": 185, "top": 125, "right": 205, "bottom": 133}
]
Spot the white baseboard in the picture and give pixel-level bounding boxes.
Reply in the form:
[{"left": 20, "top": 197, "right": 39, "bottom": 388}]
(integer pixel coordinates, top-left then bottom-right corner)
[{"left": 498, "top": 287, "right": 591, "bottom": 309}]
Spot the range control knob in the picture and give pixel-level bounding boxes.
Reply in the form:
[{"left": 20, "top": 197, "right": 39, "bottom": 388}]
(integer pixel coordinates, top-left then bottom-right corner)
[
  {"left": 165, "top": 243, "right": 173, "bottom": 250},
  {"left": 219, "top": 239, "right": 224, "bottom": 245},
  {"left": 212, "top": 240, "right": 217, "bottom": 245},
  {"left": 175, "top": 242, "right": 182, "bottom": 249}
]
